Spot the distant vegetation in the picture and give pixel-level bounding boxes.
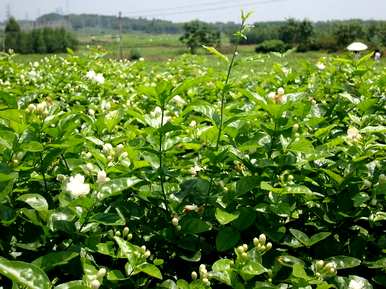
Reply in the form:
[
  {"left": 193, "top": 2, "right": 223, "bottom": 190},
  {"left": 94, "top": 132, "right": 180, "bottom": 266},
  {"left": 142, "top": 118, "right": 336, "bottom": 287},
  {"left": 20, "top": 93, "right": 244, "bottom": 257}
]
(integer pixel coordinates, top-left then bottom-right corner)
[
  {"left": 4, "top": 17, "right": 78, "bottom": 54},
  {"left": 1, "top": 13, "right": 386, "bottom": 55}
]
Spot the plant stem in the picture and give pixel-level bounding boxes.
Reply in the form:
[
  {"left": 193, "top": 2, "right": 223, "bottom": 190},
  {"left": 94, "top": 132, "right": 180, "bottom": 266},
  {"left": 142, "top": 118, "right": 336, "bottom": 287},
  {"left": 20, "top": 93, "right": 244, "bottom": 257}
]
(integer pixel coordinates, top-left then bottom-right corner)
[
  {"left": 39, "top": 152, "right": 48, "bottom": 195},
  {"left": 215, "top": 20, "right": 244, "bottom": 150},
  {"left": 159, "top": 105, "right": 170, "bottom": 216}
]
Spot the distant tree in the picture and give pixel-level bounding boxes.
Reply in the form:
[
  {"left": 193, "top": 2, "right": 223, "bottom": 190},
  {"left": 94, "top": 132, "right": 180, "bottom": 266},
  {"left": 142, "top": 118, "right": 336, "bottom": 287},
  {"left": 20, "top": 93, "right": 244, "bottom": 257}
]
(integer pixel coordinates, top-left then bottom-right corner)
[
  {"left": 279, "top": 19, "right": 314, "bottom": 46},
  {"left": 180, "top": 20, "right": 221, "bottom": 54},
  {"left": 334, "top": 22, "right": 365, "bottom": 48},
  {"left": 33, "top": 29, "right": 47, "bottom": 53},
  {"left": 4, "top": 17, "right": 21, "bottom": 51}
]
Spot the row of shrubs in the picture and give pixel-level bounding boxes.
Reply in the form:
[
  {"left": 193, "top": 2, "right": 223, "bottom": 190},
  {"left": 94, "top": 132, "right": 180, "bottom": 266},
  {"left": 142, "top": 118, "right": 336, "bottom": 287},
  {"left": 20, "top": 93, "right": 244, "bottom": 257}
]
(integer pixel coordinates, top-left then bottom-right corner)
[{"left": 4, "top": 18, "right": 78, "bottom": 54}]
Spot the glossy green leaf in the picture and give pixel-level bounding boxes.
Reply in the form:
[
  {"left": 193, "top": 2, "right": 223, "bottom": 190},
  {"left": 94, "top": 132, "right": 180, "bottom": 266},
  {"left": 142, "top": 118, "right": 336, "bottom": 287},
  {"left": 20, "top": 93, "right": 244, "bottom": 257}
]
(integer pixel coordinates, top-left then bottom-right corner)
[
  {"left": 17, "top": 194, "right": 48, "bottom": 212},
  {"left": 216, "top": 227, "right": 240, "bottom": 252},
  {"left": 215, "top": 208, "right": 239, "bottom": 225},
  {"left": 326, "top": 256, "right": 361, "bottom": 269},
  {"left": 139, "top": 263, "right": 162, "bottom": 279},
  {"left": 0, "top": 257, "right": 51, "bottom": 289},
  {"left": 32, "top": 251, "right": 79, "bottom": 271}
]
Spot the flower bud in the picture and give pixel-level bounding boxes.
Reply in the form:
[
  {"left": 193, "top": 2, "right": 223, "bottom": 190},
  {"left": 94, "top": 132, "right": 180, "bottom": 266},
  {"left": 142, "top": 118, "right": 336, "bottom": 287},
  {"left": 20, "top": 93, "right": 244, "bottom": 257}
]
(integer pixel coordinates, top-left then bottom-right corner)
[
  {"left": 253, "top": 237, "right": 259, "bottom": 247},
  {"left": 141, "top": 245, "right": 147, "bottom": 252},
  {"left": 115, "top": 231, "right": 121, "bottom": 237},
  {"left": 202, "top": 278, "right": 210, "bottom": 286},
  {"left": 242, "top": 244, "right": 248, "bottom": 251},
  {"left": 237, "top": 246, "right": 244, "bottom": 254},
  {"left": 293, "top": 123, "right": 299, "bottom": 132},
  {"left": 172, "top": 217, "right": 179, "bottom": 226},
  {"left": 241, "top": 252, "right": 248, "bottom": 259},
  {"left": 191, "top": 271, "right": 198, "bottom": 280},
  {"left": 27, "top": 103, "right": 36, "bottom": 113},
  {"left": 127, "top": 233, "right": 133, "bottom": 240},
  {"left": 316, "top": 260, "right": 324, "bottom": 268},
  {"left": 277, "top": 87, "right": 285, "bottom": 95},
  {"left": 259, "top": 234, "right": 266, "bottom": 244},
  {"left": 122, "top": 227, "right": 129, "bottom": 237},
  {"left": 266, "top": 242, "right": 272, "bottom": 250},
  {"left": 97, "top": 170, "right": 107, "bottom": 184},
  {"left": 90, "top": 279, "right": 101, "bottom": 289},
  {"left": 144, "top": 250, "right": 151, "bottom": 258},
  {"left": 97, "top": 268, "right": 107, "bottom": 278}
]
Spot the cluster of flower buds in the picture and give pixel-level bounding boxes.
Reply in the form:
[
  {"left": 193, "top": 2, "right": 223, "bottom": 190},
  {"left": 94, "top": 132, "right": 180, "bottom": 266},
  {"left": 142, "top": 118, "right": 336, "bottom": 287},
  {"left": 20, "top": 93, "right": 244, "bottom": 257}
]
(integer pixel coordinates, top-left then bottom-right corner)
[
  {"left": 101, "top": 143, "right": 128, "bottom": 166},
  {"left": 26, "top": 100, "right": 51, "bottom": 116},
  {"left": 314, "top": 260, "right": 337, "bottom": 277},
  {"left": 236, "top": 244, "right": 250, "bottom": 259},
  {"left": 253, "top": 234, "right": 272, "bottom": 253},
  {"left": 193, "top": 264, "right": 210, "bottom": 286},
  {"left": 89, "top": 267, "right": 106, "bottom": 289},
  {"left": 140, "top": 245, "right": 151, "bottom": 259},
  {"left": 115, "top": 227, "right": 133, "bottom": 241}
]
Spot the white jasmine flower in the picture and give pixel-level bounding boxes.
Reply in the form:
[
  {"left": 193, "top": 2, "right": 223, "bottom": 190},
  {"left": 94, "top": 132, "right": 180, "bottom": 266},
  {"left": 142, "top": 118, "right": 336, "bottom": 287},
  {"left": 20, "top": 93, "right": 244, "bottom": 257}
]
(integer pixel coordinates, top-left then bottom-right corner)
[
  {"left": 190, "top": 164, "right": 203, "bottom": 176},
  {"left": 86, "top": 70, "right": 96, "bottom": 80},
  {"left": 172, "top": 95, "right": 187, "bottom": 106},
  {"left": 183, "top": 204, "right": 199, "bottom": 213},
  {"left": 94, "top": 73, "right": 105, "bottom": 84},
  {"left": 316, "top": 62, "right": 326, "bottom": 70},
  {"left": 36, "top": 101, "right": 47, "bottom": 113},
  {"left": 88, "top": 108, "right": 95, "bottom": 116},
  {"left": 347, "top": 127, "right": 362, "bottom": 142},
  {"left": 348, "top": 279, "right": 364, "bottom": 289},
  {"left": 66, "top": 174, "right": 90, "bottom": 198},
  {"left": 27, "top": 104, "right": 36, "bottom": 113},
  {"left": 277, "top": 87, "right": 285, "bottom": 95},
  {"left": 189, "top": 120, "right": 197, "bottom": 127},
  {"left": 102, "top": 143, "right": 113, "bottom": 154},
  {"left": 101, "top": 100, "right": 111, "bottom": 111},
  {"left": 86, "top": 70, "right": 105, "bottom": 84},
  {"left": 97, "top": 170, "right": 109, "bottom": 184}
]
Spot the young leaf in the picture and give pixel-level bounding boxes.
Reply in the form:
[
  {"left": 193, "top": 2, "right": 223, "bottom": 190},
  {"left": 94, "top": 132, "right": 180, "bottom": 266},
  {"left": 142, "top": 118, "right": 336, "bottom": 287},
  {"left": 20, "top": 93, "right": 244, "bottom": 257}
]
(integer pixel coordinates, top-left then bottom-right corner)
[
  {"left": 215, "top": 208, "right": 239, "bottom": 225},
  {"left": 202, "top": 45, "right": 229, "bottom": 63}
]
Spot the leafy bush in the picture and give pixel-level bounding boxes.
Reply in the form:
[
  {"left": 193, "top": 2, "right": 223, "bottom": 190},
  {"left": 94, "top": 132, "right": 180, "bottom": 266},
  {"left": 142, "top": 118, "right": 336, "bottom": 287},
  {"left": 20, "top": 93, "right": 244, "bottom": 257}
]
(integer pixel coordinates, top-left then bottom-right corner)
[
  {"left": 0, "top": 34, "right": 385, "bottom": 289},
  {"left": 255, "top": 39, "right": 289, "bottom": 53},
  {"left": 129, "top": 48, "right": 142, "bottom": 60}
]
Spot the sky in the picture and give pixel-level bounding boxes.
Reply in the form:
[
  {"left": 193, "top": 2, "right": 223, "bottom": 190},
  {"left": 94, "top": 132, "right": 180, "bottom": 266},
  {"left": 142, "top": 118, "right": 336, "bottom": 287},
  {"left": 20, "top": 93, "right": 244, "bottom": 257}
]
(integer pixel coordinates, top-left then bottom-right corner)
[{"left": 1, "top": 0, "right": 386, "bottom": 23}]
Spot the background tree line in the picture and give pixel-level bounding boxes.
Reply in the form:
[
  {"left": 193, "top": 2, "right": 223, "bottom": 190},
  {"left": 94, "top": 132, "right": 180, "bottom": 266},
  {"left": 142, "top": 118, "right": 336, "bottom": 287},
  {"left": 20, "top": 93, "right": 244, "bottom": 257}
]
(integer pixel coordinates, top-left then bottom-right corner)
[
  {"left": 234, "top": 19, "right": 386, "bottom": 53},
  {"left": 4, "top": 17, "right": 78, "bottom": 54}
]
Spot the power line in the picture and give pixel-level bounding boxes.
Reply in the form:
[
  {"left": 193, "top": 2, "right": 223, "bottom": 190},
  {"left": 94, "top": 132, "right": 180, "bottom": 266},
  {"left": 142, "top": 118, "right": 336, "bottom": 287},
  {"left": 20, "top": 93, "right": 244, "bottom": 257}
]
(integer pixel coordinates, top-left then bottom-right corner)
[
  {"left": 125, "top": 0, "right": 241, "bottom": 15},
  {"left": 126, "top": 0, "right": 286, "bottom": 19}
]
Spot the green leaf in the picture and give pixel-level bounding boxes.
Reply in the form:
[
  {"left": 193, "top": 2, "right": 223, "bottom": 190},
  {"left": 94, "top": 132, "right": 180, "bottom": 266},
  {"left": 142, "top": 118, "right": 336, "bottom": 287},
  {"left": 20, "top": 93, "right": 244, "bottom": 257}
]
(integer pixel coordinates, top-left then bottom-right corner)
[
  {"left": 181, "top": 217, "right": 212, "bottom": 234},
  {"left": 365, "top": 257, "right": 386, "bottom": 269},
  {"left": 202, "top": 45, "right": 229, "bottom": 63},
  {"left": 54, "top": 281, "right": 88, "bottom": 289},
  {"left": 236, "top": 176, "right": 260, "bottom": 195},
  {"left": 216, "top": 227, "right": 240, "bottom": 252},
  {"left": 17, "top": 194, "right": 48, "bottom": 212},
  {"left": 309, "top": 232, "right": 331, "bottom": 246},
  {"left": 0, "top": 257, "right": 51, "bottom": 289},
  {"left": 288, "top": 138, "right": 314, "bottom": 154},
  {"left": 210, "top": 259, "right": 234, "bottom": 285},
  {"left": 215, "top": 208, "right": 239, "bottom": 225},
  {"left": 322, "top": 169, "right": 344, "bottom": 185},
  {"left": 240, "top": 261, "right": 266, "bottom": 281},
  {"left": 89, "top": 213, "right": 125, "bottom": 226},
  {"left": 32, "top": 251, "right": 79, "bottom": 271},
  {"left": 99, "top": 177, "right": 141, "bottom": 199},
  {"left": 20, "top": 141, "right": 44, "bottom": 152},
  {"left": 139, "top": 263, "right": 162, "bottom": 279},
  {"left": 107, "top": 270, "right": 126, "bottom": 281},
  {"left": 289, "top": 229, "right": 310, "bottom": 246},
  {"left": 326, "top": 256, "right": 361, "bottom": 269},
  {"left": 292, "top": 263, "right": 311, "bottom": 281}
]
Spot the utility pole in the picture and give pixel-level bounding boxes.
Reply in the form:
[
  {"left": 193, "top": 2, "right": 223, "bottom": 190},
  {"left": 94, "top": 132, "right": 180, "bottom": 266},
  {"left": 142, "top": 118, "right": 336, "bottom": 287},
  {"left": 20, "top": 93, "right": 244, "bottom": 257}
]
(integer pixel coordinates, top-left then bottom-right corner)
[
  {"left": 6, "top": 3, "right": 11, "bottom": 19},
  {"left": 118, "top": 11, "right": 123, "bottom": 59}
]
